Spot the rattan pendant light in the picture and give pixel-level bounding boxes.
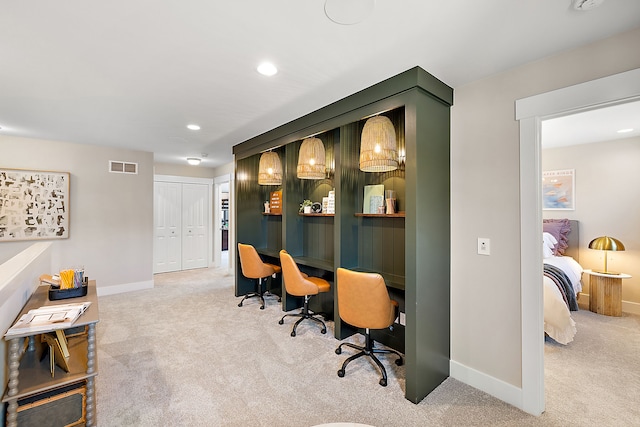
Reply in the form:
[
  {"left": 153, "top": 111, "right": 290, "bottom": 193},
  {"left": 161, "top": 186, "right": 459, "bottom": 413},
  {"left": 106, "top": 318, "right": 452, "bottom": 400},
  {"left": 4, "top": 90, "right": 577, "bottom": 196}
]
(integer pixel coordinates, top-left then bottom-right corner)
[
  {"left": 297, "top": 137, "right": 326, "bottom": 179},
  {"left": 258, "top": 151, "right": 282, "bottom": 185},
  {"left": 359, "top": 115, "right": 398, "bottom": 172}
]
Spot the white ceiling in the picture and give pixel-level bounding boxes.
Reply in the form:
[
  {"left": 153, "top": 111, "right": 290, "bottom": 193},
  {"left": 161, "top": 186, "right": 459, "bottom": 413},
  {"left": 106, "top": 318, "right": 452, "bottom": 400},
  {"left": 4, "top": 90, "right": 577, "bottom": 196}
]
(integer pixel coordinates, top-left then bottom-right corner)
[
  {"left": 542, "top": 100, "right": 640, "bottom": 148},
  {"left": 1, "top": 1, "right": 639, "bottom": 167}
]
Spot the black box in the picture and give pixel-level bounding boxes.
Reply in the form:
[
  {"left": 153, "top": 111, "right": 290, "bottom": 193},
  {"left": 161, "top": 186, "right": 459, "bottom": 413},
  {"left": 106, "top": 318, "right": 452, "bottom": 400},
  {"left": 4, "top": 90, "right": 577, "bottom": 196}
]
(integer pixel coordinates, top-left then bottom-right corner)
[{"left": 15, "top": 382, "right": 86, "bottom": 427}]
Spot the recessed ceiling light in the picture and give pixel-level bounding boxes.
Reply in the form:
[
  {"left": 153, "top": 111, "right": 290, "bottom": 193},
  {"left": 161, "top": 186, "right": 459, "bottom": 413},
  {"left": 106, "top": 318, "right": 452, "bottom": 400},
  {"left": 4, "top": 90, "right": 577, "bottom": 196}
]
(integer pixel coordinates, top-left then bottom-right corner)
[
  {"left": 617, "top": 128, "right": 634, "bottom": 133},
  {"left": 187, "top": 157, "right": 201, "bottom": 166},
  {"left": 187, "top": 124, "right": 201, "bottom": 131},
  {"left": 257, "top": 62, "right": 278, "bottom": 76}
]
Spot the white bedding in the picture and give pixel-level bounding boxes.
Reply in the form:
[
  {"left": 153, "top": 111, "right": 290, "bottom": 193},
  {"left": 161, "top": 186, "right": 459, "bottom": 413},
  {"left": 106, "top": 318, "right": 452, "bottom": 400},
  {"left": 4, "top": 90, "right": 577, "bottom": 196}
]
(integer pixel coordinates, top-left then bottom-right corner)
[{"left": 543, "top": 255, "right": 583, "bottom": 345}]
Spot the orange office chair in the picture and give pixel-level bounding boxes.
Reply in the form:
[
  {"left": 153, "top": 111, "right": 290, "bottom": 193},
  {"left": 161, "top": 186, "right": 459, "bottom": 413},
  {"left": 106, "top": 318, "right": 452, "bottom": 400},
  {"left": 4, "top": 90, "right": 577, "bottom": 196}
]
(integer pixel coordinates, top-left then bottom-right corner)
[
  {"left": 335, "top": 267, "right": 403, "bottom": 386},
  {"left": 237, "top": 243, "right": 282, "bottom": 310},
  {"left": 278, "top": 250, "right": 330, "bottom": 336}
]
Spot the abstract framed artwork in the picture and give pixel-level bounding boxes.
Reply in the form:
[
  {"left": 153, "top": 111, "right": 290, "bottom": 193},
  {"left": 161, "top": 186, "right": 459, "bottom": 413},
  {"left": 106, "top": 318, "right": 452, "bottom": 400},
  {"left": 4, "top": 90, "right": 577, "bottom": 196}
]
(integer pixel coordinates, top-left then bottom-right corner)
[
  {"left": 0, "top": 168, "right": 70, "bottom": 241},
  {"left": 542, "top": 169, "right": 575, "bottom": 210}
]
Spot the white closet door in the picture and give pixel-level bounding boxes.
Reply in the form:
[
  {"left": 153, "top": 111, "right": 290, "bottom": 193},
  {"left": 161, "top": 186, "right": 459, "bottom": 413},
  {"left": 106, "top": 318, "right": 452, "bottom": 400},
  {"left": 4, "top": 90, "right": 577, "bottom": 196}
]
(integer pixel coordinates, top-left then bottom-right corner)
[
  {"left": 154, "top": 181, "right": 182, "bottom": 273},
  {"left": 182, "top": 183, "right": 208, "bottom": 270}
]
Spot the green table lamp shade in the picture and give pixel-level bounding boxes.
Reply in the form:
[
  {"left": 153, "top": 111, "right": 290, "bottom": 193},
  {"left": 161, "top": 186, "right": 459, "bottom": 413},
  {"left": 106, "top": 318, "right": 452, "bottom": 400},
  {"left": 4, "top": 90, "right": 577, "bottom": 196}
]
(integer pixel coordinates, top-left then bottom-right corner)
[{"left": 588, "top": 236, "right": 625, "bottom": 274}]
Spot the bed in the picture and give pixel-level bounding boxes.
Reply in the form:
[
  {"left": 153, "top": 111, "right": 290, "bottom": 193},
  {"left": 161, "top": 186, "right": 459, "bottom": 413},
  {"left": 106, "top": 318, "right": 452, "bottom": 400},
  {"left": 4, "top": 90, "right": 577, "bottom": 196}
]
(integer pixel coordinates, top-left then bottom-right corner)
[{"left": 543, "top": 219, "right": 583, "bottom": 345}]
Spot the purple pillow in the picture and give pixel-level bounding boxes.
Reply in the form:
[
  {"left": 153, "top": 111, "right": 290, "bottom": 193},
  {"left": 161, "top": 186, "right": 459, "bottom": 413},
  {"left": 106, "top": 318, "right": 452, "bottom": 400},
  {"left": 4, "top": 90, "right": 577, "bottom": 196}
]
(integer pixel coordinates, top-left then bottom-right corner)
[{"left": 543, "top": 219, "right": 571, "bottom": 255}]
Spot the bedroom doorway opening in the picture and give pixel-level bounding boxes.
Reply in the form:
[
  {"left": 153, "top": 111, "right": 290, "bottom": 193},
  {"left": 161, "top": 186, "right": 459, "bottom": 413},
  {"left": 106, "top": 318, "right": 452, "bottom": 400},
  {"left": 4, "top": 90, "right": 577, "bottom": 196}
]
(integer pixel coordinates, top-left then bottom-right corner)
[
  {"left": 516, "top": 67, "right": 640, "bottom": 415},
  {"left": 214, "top": 173, "right": 233, "bottom": 273}
]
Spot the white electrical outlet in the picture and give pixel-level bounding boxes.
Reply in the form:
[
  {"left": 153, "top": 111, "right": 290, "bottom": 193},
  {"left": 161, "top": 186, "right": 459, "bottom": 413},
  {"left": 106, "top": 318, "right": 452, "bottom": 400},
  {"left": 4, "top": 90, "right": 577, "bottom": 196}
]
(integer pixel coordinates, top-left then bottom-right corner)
[
  {"left": 478, "top": 238, "right": 491, "bottom": 255},
  {"left": 399, "top": 312, "right": 406, "bottom": 326}
]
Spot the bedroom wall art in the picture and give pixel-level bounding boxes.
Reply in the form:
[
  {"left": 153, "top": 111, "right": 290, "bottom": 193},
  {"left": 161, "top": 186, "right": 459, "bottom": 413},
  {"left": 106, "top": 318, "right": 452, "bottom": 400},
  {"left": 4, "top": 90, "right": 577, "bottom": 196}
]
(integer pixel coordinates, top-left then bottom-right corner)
[
  {"left": 0, "top": 168, "right": 70, "bottom": 241},
  {"left": 542, "top": 169, "right": 575, "bottom": 210}
]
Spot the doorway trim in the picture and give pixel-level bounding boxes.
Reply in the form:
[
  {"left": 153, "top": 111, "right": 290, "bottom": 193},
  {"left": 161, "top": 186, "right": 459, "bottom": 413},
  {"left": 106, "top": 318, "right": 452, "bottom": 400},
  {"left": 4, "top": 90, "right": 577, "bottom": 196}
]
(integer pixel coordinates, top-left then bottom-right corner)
[{"left": 515, "top": 67, "right": 640, "bottom": 415}]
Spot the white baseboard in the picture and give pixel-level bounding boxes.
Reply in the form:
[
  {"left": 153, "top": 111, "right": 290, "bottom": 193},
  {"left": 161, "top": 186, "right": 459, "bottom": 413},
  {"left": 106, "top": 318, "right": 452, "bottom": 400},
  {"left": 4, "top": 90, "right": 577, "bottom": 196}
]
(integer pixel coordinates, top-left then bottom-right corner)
[
  {"left": 577, "top": 293, "right": 640, "bottom": 315},
  {"left": 622, "top": 300, "right": 640, "bottom": 315},
  {"left": 450, "top": 360, "right": 524, "bottom": 411},
  {"left": 96, "top": 280, "right": 154, "bottom": 297}
]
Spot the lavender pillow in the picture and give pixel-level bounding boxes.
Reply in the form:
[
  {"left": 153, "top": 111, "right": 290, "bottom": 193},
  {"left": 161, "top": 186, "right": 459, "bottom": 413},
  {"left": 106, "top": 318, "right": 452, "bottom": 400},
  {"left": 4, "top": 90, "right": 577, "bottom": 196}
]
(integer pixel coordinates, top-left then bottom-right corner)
[{"left": 543, "top": 219, "right": 571, "bottom": 255}]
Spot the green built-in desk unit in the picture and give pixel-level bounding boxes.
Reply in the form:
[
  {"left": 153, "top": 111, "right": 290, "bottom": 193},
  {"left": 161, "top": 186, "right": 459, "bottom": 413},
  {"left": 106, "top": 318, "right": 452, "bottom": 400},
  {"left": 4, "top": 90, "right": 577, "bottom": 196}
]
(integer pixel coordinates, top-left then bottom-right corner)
[{"left": 234, "top": 67, "right": 452, "bottom": 404}]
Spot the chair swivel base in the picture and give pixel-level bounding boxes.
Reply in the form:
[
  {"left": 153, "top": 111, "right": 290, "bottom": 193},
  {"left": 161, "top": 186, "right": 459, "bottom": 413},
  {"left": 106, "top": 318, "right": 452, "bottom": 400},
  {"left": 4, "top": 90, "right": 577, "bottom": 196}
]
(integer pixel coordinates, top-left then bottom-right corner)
[
  {"left": 278, "top": 310, "right": 327, "bottom": 337},
  {"left": 238, "top": 280, "right": 281, "bottom": 309},
  {"left": 335, "top": 333, "right": 403, "bottom": 387},
  {"left": 278, "top": 295, "right": 326, "bottom": 336}
]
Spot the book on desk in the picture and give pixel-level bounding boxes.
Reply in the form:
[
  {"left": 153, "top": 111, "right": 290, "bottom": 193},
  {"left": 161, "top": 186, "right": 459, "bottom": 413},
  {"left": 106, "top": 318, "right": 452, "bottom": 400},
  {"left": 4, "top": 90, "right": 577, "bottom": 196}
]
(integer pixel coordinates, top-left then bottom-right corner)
[{"left": 5, "top": 302, "right": 91, "bottom": 337}]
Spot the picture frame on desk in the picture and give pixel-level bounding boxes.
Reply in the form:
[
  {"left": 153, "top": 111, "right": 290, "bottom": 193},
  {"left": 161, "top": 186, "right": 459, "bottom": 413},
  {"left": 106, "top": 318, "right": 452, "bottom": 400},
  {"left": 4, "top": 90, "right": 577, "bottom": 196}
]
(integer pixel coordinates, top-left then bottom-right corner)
[{"left": 363, "top": 184, "right": 384, "bottom": 214}]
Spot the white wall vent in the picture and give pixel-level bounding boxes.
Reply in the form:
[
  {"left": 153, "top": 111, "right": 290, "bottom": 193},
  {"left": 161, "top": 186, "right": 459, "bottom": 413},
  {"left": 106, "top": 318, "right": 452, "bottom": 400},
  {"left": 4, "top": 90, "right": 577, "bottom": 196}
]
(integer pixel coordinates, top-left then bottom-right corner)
[{"left": 109, "top": 160, "right": 138, "bottom": 174}]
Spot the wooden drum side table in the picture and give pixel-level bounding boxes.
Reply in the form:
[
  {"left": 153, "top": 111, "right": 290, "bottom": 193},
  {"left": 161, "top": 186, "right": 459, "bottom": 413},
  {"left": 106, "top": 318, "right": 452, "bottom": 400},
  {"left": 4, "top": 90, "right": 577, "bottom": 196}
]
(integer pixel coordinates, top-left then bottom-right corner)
[{"left": 584, "top": 269, "right": 632, "bottom": 317}]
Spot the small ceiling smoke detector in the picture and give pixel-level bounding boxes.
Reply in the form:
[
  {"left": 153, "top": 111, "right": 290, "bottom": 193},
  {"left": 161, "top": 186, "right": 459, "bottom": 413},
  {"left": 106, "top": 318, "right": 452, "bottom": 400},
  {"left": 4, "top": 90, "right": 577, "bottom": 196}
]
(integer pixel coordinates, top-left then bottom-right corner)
[{"left": 572, "top": 0, "right": 605, "bottom": 11}]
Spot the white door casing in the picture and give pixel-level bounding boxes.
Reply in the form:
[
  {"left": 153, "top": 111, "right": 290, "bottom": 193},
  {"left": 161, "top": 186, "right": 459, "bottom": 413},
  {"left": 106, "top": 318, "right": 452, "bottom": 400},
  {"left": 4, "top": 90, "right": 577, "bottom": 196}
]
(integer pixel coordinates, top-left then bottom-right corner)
[{"left": 516, "top": 68, "right": 640, "bottom": 416}]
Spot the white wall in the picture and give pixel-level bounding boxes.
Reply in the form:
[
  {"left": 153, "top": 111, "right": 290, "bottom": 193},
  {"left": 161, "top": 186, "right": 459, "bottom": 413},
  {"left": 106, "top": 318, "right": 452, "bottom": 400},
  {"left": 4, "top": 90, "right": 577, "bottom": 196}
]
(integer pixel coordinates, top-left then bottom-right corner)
[
  {"left": 154, "top": 162, "right": 217, "bottom": 179},
  {"left": 0, "top": 242, "right": 52, "bottom": 426},
  {"left": 450, "top": 26, "right": 640, "bottom": 395},
  {"left": 0, "top": 135, "right": 154, "bottom": 294},
  {"left": 543, "top": 137, "right": 640, "bottom": 310}
]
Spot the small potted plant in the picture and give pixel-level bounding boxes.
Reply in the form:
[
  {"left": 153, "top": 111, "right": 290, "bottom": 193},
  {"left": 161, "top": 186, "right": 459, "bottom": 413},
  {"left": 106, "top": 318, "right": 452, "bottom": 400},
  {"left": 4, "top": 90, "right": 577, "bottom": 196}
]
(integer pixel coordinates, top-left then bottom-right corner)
[{"left": 299, "top": 199, "right": 313, "bottom": 213}]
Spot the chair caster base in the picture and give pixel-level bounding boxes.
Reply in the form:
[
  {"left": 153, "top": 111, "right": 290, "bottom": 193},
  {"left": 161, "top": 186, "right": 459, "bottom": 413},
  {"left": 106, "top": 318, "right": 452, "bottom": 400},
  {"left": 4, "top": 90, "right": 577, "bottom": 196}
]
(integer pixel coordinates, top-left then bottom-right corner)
[
  {"left": 395, "top": 358, "right": 404, "bottom": 366},
  {"left": 379, "top": 378, "right": 387, "bottom": 387},
  {"left": 237, "top": 302, "right": 243, "bottom": 307},
  {"left": 335, "top": 348, "right": 342, "bottom": 355},
  {"left": 278, "top": 319, "right": 284, "bottom": 325},
  {"left": 321, "top": 328, "right": 327, "bottom": 334},
  {"left": 337, "top": 369, "right": 345, "bottom": 378},
  {"left": 291, "top": 331, "right": 296, "bottom": 337}
]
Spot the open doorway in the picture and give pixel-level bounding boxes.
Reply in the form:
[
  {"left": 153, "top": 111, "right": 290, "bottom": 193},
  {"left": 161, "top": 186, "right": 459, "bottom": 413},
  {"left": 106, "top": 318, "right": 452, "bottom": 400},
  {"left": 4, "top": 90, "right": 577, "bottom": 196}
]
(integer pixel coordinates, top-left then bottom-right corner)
[
  {"left": 516, "top": 67, "right": 640, "bottom": 415},
  {"left": 214, "top": 174, "right": 232, "bottom": 271}
]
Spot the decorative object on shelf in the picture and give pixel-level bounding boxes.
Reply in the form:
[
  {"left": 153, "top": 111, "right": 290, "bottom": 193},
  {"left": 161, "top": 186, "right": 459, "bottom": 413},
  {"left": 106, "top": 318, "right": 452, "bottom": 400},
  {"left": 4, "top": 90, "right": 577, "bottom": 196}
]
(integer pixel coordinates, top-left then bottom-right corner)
[
  {"left": 0, "top": 168, "right": 70, "bottom": 241},
  {"left": 325, "top": 190, "right": 336, "bottom": 214},
  {"left": 363, "top": 184, "right": 384, "bottom": 214},
  {"left": 297, "top": 137, "right": 326, "bottom": 179},
  {"left": 588, "top": 236, "right": 625, "bottom": 274},
  {"left": 385, "top": 189, "right": 396, "bottom": 214},
  {"left": 311, "top": 202, "right": 323, "bottom": 213},
  {"left": 269, "top": 191, "right": 282, "bottom": 214},
  {"left": 258, "top": 151, "right": 283, "bottom": 185},
  {"left": 299, "top": 199, "right": 313, "bottom": 213},
  {"left": 264, "top": 201, "right": 270, "bottom": 213},
  {"left": 359, "top": 115, "right": 398, "bottom": 172}
]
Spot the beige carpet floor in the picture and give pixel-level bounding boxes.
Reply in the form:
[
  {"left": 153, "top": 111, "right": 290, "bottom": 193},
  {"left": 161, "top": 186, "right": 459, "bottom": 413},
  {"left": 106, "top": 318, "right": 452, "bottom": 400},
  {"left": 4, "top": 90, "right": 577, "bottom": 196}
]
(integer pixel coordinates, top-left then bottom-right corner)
[{"left": 94, "top": 267, "right": 640, "bottom": 426}]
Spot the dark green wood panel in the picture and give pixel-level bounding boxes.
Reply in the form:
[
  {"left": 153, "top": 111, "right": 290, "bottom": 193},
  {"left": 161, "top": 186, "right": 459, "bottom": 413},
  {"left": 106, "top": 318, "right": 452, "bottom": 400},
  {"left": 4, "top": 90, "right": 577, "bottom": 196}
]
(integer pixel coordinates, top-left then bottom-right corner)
[
  {"left": 336, "top": 122, "right": 360, "bottom": 270},
  {"left": 404, "top": 88, "right": 451, "bottom": 403}
]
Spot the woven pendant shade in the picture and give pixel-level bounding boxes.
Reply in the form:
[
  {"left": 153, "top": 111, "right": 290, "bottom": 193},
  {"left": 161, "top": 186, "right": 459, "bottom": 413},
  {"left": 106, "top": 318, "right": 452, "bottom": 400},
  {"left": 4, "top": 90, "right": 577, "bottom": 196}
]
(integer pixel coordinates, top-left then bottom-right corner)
[
  {"left": 297, "top": 137, "right": 326, "bottom": 179},
  {"left": 258, "top": 151, "right": 282, "bottom": 185},
  {"left": 359, "top": 115, "right": 398, "bottom": 172}
]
